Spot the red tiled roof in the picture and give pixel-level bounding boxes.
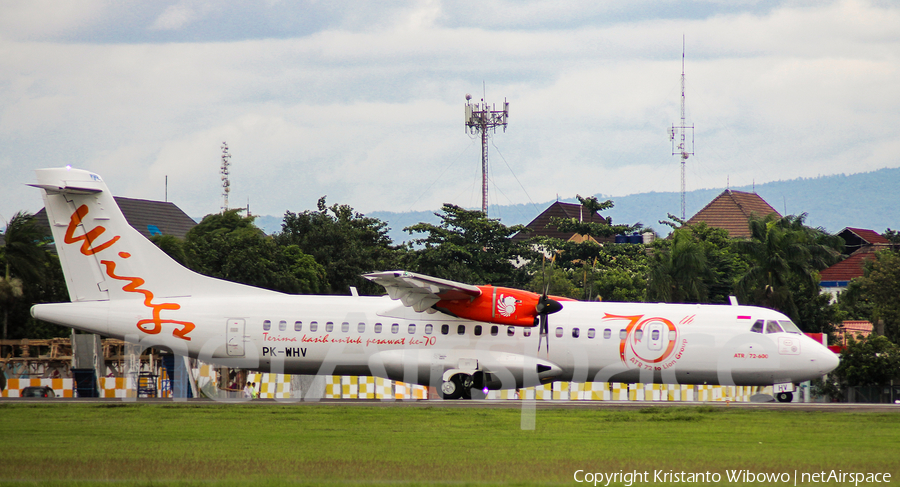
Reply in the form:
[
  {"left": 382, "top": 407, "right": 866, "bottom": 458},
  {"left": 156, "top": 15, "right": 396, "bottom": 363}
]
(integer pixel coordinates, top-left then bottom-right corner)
[
  {"left": 684, "top": 190, "right": 780, "bottom": 238},
  {"left": 840, "top": 320, "right": 873, "bottom": 333},
  {"left": 842, "top": 227, "right": 890, "bottom": 245},
  {"left": 819, "top": 250, "right": 876, "bottom": 282},
  {"left": 512, "top": 201, "right": 614, "bottom": 242}
]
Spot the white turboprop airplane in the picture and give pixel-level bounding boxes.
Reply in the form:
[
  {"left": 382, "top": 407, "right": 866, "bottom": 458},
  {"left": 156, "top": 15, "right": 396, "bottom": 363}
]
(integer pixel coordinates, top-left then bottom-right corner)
[{"left": 30, "top": 167, "right": 838, "bottom": 401}]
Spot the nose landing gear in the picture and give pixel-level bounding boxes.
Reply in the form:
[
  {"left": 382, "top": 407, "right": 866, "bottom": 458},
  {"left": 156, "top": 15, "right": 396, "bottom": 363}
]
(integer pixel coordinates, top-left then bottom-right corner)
[
  {"left": 439, "top": 373, "right": 479, "bottom": 400},
  {"left": 775, "top": 391, "right": 793, "bottom": 403}
]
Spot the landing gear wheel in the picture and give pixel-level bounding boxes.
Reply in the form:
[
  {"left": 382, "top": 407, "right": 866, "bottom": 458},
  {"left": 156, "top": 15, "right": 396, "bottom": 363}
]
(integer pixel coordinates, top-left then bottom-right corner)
[
  {"left": 440, "top": 375, "right": 464, "bottom": 400},
  {"left": 776, "top": 392, "right": 793, "bottom": 403}
]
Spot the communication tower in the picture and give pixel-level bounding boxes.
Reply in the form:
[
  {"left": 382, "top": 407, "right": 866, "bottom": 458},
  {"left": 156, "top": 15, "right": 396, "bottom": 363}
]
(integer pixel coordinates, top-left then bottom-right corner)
[
  {"left": 465, "top": 93, "right": 509, "bottom": 216},
  {"left": 668, "top": 38, "right": 694, "bottom": 220},
  {"left": 221, "top": 141, "right": 231, "bottom": 212}
]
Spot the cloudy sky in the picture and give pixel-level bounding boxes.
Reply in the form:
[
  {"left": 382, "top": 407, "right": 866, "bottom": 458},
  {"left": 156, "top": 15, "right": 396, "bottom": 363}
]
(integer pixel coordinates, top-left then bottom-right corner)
[{"left": 1, "top": 0, "right": 898, "bottom": 227}]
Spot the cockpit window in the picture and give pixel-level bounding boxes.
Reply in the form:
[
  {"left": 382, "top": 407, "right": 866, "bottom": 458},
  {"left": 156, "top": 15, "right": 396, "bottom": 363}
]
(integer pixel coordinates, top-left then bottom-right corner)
[
  {"left": 765, "top": 320, "right": 784, "bottom": 334},
  {"left": 750, "top": 320, "right": 764, "bottom": 334},
  {"left": 778, "top": 320, "right": 803, "bottom": 335}
]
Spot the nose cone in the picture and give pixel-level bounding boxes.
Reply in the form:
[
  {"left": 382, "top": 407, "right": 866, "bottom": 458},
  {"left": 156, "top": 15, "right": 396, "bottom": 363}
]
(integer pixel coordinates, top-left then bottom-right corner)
[{"left": 820, "top": 347, "right": 840, "bottom": 375}]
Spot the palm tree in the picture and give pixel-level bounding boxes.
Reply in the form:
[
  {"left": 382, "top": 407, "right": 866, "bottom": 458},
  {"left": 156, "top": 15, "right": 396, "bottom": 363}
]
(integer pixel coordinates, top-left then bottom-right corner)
[
  {"left": 1, "top": 212, "right": 49, "bottom": 341},
  {"left": 734, "top": 213, "right": 841, "bottom": 322},
  {"left": 647, "top": 229, "right": 711, "bottom": 303}
]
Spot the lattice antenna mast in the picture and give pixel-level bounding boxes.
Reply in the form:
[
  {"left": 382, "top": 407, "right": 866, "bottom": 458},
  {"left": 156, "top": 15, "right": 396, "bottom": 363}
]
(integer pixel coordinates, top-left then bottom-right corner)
[
  {"left": 465, "top": 93, "right": 509, "bottom": 216},
  {"left": 668, "top": 37, "right": 694, "bottom": 220},
  {"left": 220, "top": 141, "right": 231, "bottom": 212}
]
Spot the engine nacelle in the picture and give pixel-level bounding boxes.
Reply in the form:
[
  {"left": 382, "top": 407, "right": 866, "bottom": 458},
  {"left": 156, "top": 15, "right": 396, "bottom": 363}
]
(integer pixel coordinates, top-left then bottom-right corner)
[{"left": 436, "top": 285, "right": 570, "bottom": 327}]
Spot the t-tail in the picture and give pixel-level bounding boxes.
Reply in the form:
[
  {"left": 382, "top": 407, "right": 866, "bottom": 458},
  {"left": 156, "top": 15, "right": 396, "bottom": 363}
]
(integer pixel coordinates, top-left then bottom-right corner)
[{"left": 31, "top": 167, "right": 276, "bottom": 303}]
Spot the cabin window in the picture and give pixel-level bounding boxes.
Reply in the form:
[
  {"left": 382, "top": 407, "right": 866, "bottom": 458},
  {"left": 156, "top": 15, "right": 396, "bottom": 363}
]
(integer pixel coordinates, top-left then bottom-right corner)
[
  {"left": 325, "top": 322, "right": 334, "bottom": 332},
  {"left": 474, "top": 325, "right": 482, "bottom": 336},
  {"left": 278, "top": 320, "right": 287, "bottom": 332},
  {"left": 651, "top": 329, "right": 660, "bottom": 341},
  {"left": 572, "top": 328, "right": 580, "bottom": 338},
  {"left": 358, "top": 323, "right": 366, "bottom": 333},
  {"left": 508, "top": 326, "right": 515, "bottom": 337},
  {"left": 408, "top": 324, "right": 416, "bottom": 334},
  {"left": 750, "top": 320, "right": 764, "bottom": 334},
  {"left": 425, "top": 324, "right": 433, "bottom": 334},
  {"left": 457, "top": 325, "right": 466, "bottom": 335},
  {"left": 310, "top": 321, "right": 318, "bottom": 332},
  {"left": 341, "top": 322, "right": 350, "bottom": 333},
  {"left": 604, "top": 329, "right": 612, "bottom": 339},
  {"left": 668, "top": 330, "right": 677, "bottom": 341},
  {"left": 555, "top": 327, "right": 563, "bottom": 338},
  {"left": 587, "top": 328, "right": 596, "bottom": 339},
  {"left": 263, "top": 320, "right": 271, "bottom": 331},
  {"left": 634, "top": 330, "right": 643, "bottom": 340},
  {"left": 523, "top": 328, "right": 531, "bottom": 337},
  {"left": 490, "top": 325, "right": 499, "bottom": 336},
  {"left": 766, "top": 320, "right": 784, "bottom": 334},
  {"left": 294, "top": 321, "right": 302, "bottom": 332},
  {"left": 374, "top": 323, "right": 382, "bottom": 333},
  {"left": 391, "top": 323, "right": 399, "bottom": 334},
  {"left": 619, "top": 329, "right": 627, "bottom": 340},
  {"left": 441, "top": 324, "right": 449, "bottom": 335}
]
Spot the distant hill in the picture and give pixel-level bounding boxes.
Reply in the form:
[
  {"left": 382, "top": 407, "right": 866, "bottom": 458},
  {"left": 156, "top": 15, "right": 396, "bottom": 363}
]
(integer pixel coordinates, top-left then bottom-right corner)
[{"left": 251, "top": 167, "right": 900, "bottom": 243}]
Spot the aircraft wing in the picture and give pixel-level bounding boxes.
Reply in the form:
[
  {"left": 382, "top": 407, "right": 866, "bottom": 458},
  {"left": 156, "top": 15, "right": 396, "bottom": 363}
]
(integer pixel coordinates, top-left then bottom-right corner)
[{"left": 364, "top": 271, "right": 482, "bottom": 312}]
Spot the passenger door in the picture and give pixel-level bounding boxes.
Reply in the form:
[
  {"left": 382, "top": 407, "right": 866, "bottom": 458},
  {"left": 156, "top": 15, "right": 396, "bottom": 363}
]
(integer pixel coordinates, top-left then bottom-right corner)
[{"left": 226, "top": 319, "right": 245, "bottom": 356}]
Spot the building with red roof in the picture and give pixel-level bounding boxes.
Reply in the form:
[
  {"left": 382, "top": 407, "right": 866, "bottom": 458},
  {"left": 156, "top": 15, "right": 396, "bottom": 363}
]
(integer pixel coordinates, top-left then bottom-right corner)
[
  {"left": 511, "top": 201, "right": 616, "bottom": 244},
  {"left": 684, "top": 189, "right": 780, "bottom": 239},
  {"left": 819, "top": 227, "right": 894, "bottom": 298}
]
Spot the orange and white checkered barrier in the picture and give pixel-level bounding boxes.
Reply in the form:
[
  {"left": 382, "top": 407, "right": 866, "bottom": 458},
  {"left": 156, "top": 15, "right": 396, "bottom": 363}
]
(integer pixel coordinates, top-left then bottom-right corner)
[
  {"left": 100, "top": 377, "right": 127, "bottom": 398},
  {"left": 2, "top": 378, "right": 73, "bottom": 398}
]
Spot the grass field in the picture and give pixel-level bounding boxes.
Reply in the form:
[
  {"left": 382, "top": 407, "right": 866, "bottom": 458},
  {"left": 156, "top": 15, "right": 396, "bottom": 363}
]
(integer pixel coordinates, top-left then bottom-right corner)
[{"left": 1, "top": 402, "right": 898, "bottom": 486}]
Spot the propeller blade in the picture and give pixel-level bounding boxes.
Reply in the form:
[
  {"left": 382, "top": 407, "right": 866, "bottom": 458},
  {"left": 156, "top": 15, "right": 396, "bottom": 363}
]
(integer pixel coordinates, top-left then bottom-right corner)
[{"left": 535, "top": 295, "right": 562, "bottom": 355}]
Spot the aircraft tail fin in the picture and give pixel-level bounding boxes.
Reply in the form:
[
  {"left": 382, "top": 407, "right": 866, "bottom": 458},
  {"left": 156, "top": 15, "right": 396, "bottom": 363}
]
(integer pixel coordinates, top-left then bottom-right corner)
[{"left": 33, "top": 167, "right": 274, "bottom": 302}]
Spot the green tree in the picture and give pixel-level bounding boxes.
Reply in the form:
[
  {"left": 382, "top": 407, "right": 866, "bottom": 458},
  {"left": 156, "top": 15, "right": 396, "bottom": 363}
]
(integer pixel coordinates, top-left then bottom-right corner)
[
  {"left": 1, "top": 212, "right": 48, "bottom": 341},
  {"left": 832, "top": 278, "right": 873, "bottom": 323},
  {"left": 525, "top": 265, "right": 580, "bottom": 299},
  {"left": 184, "top": 210, "right": 327, "bottom": 294},
  {"left": 646, "top": 228, "right": 712, "bottom": 303},
  {"left": 403, "top": 204, "right": 532, "bottom": 286},
  {"left": 734, "top": 213, "right": 841, "bottom": 325},
  {"left": 530, "top": 196, "right": 640, "bottom": 301},
  {"left": 856, "top": 250, "right": 900, "bottom": 343},
  {"left": 149, "top": 234, "right": 188, "bottom": 267},
  {"left": 548, "top": 195, "right": 636, "bottom": 241},
  {"left": 0, "top": 212, "right": 68, "bottom": 342},
  {"left": 584, "top": 244, "right": 649, "bottom": 302},
  {"left": 820, "top": 334, "right": 900, "bottom": 400},
  {"left": 882, "top": 228, "right": 900, "bottom": 245},
  {"left": 276, "top": 198, "right": 398, "bottom": 295}
]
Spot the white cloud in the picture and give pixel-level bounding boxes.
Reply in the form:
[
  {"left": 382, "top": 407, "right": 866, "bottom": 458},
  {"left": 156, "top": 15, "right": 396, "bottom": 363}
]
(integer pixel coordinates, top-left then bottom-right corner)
[
  {"left": 2, "top": 0, "right": 899, "bottom": 225},
  {"left": 150, "top": 4, "right": 201, "bottom": 31}
]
